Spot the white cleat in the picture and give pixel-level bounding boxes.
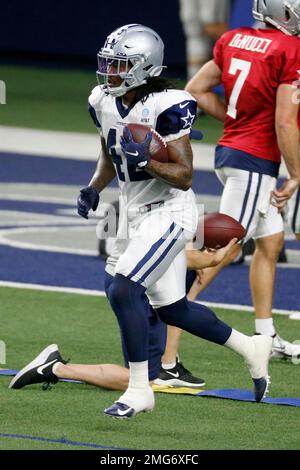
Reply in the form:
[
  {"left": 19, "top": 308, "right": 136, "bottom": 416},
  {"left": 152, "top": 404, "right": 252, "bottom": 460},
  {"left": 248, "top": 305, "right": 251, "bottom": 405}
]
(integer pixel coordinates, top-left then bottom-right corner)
[
  {"left": 104, "top": 386, "right": 155, "bottom": 419},
  {"left": 271, "top": 334, "right": 300, "bottom": 361},
  {"left": 245, "top": 335, "right": 272, "bottom": 402}
]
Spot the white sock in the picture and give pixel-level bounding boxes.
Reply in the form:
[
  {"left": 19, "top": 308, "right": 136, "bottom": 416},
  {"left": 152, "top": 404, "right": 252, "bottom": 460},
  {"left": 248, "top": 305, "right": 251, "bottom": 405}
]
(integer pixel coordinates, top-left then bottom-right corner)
[
  {"left": 128, "top": 361, "right": 149, "bottom": 389},
  {"left": 255, "top": 319, "right": 276, "bottom": 337},
  {"left": 162, "top": 361, "right": 176, "bottom": 370},
  {"left": 225, "top": 329, "right": 254, "bottom": 361},
  {"left": 52, "top": 361, "right": 62, "bottom": 376}
]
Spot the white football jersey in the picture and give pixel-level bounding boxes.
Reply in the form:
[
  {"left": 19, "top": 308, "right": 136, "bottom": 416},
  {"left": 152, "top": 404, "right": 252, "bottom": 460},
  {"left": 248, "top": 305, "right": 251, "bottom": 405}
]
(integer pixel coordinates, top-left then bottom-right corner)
[{"left": 88, "top": 85, "right": 198, "bottom": 232}]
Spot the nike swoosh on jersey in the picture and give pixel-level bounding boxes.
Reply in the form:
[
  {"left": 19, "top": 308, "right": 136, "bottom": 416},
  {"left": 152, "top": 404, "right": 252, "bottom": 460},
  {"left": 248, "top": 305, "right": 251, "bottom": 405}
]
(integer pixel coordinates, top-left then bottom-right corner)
[
  {"left": 179, "top": 102, "right": 189, "bottom": 109},
  {"left": 37, "top": 359, "right": 57, "bottom": 375},
  {"left": 166, "top": 371, "right": 180, "bottom": 378},
  {"left": 117, "top": 406, "right": 134, "bottom": 416},
  {"left": 126, "top": 150, "right": 139, "bottom": 157}
]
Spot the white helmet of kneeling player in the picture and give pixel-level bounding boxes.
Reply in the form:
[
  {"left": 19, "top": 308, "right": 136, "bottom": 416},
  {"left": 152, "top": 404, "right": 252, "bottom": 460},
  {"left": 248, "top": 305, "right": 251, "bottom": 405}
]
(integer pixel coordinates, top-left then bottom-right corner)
[
  {"left": 97, "top": 24, "right": 166, "bottom": 97},
  {"left": 253, "top": 0, "right": 300, "bottom": 36}
]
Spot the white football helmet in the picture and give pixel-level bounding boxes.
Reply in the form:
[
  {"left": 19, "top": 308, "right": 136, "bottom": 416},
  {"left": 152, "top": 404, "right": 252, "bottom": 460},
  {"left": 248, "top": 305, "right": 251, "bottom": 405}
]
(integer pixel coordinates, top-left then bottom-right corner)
[
  {"left": 253, "top": 0, "right": 300, "bottom": 36},
  {"left": 97, "top": 24, "right": 165, "bottom": 97}
]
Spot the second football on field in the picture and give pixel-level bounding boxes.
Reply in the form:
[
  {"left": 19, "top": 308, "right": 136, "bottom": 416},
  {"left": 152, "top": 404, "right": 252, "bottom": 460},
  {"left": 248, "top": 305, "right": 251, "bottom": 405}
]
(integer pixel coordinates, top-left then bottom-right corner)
[{"left": 199, "top": 212, "right": 246, "bottom": 249}]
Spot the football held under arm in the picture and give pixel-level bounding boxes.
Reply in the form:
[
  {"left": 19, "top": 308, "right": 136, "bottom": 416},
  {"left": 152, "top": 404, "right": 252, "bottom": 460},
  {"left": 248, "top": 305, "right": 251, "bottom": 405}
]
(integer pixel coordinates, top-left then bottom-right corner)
[
  {"left": 145, "top": 134, "right": 193, "bottom": 191},
  {"left": 144, "top": 94, "right": 197, "bottom": 191}
]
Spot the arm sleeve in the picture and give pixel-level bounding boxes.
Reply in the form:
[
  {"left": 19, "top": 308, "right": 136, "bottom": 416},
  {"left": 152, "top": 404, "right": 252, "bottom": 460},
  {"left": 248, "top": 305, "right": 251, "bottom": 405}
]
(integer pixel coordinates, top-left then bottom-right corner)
[{"left": 155, "top": 100, "right": 197, "bottom": 142}]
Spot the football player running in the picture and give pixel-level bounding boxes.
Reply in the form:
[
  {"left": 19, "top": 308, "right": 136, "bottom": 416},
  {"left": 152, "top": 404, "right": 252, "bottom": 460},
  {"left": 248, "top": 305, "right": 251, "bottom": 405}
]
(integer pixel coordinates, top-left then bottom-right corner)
[
  {"left": 186, "top": 0, "right": 300, "bottom": 360},
  {"left": 8, "top": 241, "right": 235, "bottom": 392},
  {"left": 70, "top": 24, "right": 272, "bottom": 418}
]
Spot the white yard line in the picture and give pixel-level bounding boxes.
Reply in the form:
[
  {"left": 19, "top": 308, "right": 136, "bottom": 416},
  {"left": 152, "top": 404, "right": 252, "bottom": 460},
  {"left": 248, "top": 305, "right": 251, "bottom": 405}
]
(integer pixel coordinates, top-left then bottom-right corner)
[
  {"left": 0, "top": 281, "right": 297, "bottom": 316},
  {"left": 0, "top": 281, "right": 103, "bottom": 296},
  {"left": 0, "top": 126, "right": 100, "bottom": 161},
  {"left": 0, "top": 225, "right": 98, "bottom": 256}
]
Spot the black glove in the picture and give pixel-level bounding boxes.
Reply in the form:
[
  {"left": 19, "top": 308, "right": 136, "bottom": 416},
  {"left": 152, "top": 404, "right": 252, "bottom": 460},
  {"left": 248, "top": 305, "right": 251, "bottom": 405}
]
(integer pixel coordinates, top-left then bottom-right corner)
[{"left": 77, "top": 186, "right": 99, "bottom": 219}]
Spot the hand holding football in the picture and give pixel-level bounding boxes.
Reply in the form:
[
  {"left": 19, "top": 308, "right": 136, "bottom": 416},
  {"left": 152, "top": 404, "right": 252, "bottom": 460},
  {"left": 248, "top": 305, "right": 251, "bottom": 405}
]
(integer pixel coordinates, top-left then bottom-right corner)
[
  {"left": 199, "top": 212, "right": 246, "bottom": 249},
  {"left": 127, "top": 123, "right": 169, "bottom": 163}
]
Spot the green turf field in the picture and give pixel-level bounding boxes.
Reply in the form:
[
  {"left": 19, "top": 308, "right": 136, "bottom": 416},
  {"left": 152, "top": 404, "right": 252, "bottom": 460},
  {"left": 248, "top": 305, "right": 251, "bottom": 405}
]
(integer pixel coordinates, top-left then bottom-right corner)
[
  {"left": 0, "top": 65, "right": 223, "bottom": 144},
  {"left": 0, "top": 286, "right": 299, "bottom": 450}
]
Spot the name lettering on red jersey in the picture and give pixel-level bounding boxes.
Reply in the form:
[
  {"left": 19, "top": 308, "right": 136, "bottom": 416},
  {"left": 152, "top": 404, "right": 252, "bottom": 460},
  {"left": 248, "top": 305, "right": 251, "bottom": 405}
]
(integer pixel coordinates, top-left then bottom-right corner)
[{"left": 229, "top": 34, "right": 272, "bottom": 54}]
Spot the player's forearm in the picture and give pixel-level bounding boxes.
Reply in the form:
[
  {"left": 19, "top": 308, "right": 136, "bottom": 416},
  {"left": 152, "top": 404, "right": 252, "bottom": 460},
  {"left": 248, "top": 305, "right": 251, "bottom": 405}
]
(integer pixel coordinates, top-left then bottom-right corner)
[
  {"left": 276, "top": 123, "right": 300, "bottom": 182},
  {"left": 89, "top": 159, "right": 116, "bottom": 193},
  {"left": 195, "top": 92, "right": 226, "bottom": 122},
  {"left": 187, "top": 250, "right": 210, "bottom": 269},
  {"left": 187, "top": 250, "right": 218, "bottom": 269},
  {"left": 185, "top": 60, "right": 224, "bottom": 121},
  {"left": 145, "top": 159, "right": 192, "bottom": 191}
]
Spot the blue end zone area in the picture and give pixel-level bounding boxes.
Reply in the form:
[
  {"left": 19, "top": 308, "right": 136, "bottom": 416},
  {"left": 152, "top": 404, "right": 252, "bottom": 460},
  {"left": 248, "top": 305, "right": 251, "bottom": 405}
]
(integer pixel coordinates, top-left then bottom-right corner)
[
  {"left": 0, "top": 152, "right": 100, "bottom": 186},
  {"left": 0, "top": 245, "right": 298, "bottom": 311},
  {"left": 0, "top": 246, "right": 105, "bottom": 290},
  {"left": 1, "top": 151, "right": 299, "bottom": 311},
  {"left": 0, "top": 199, "right": 75, "bottom": 215},
  {"left": 0, "top": 152, "right": 223, "bottom": 195}
]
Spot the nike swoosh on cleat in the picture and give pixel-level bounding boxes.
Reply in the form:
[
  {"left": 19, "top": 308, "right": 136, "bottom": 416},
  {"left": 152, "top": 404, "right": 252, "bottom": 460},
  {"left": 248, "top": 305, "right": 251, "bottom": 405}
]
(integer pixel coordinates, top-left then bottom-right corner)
[
  {"left": 117, "top": 407, "right": 133, "bottom": 416},
  {"left": 37, "top": 359, "right": 57, "bottom": 375},
  {"left": 166, "top": 371, "right": 180, "bottom": 378},
  {"left": 179, "top": 102, "right": 189, "bottom": 109},
  {"left": 126, "top": 150, "right": 139, "bottom": 156}
]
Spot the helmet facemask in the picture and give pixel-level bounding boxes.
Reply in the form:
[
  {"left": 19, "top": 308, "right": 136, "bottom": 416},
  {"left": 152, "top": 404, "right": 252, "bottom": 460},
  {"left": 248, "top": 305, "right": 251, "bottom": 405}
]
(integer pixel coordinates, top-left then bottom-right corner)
[
  {"left": 97, "top": 52, "right": 148, "bottom": 97},
  {"left": 253, "top": 0, "right": 300, "bottom": 36},
  {"left": 96, "top": 24, "right": 166, "bottom": 97}
]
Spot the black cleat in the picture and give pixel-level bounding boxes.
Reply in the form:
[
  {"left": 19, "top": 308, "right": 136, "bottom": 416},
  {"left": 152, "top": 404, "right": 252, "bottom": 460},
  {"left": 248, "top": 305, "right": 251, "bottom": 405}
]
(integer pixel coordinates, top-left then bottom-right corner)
[
  {"left": 153, "top": 359, "right": 206, "bottom": 388},
  {"left": 252, "top": 377, "right": 269, "bottom": 403},
  {"left": 9, "top": 344, "right": 67, "bottom": 390}
]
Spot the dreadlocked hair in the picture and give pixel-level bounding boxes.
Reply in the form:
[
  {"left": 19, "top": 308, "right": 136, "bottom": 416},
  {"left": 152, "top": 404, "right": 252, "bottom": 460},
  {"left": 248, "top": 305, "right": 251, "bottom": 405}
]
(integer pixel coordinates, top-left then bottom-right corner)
[{"left": 131, "top": 77, "right": 178, "bottom": 106}]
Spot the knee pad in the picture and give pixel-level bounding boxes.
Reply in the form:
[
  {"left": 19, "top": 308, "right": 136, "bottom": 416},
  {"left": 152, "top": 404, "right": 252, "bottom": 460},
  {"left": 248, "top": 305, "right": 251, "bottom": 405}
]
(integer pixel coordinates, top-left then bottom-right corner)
[{"left": 108, "top": 274, "right": 146, "bottom": 314}]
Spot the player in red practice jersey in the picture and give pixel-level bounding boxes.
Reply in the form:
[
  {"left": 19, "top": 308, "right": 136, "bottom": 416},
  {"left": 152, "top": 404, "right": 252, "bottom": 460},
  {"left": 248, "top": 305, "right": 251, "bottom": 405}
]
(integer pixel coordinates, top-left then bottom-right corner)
[{"left": 186, "top": 0, "right": 300, "bottom": 360}]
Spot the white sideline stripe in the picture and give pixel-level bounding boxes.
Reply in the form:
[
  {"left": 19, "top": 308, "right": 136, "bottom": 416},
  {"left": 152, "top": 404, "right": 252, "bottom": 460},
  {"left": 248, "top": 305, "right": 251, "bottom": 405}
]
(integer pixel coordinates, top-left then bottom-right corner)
[
  {"left": 0, "top": 125, "right": 290, "bottom": 176},
  {"left": 0, "top": 281, "right": 103, "bottom": 296},
  {"left": 0, "top": 239, "right": 98, "bottom": 256},
  {"left": 197, "top": 300, "right": 298, "bottom": 317},
  {"left": 0, "top": 193, "right": 77, "bottom": 204},
  {"left": 0, "top": 126, "right": 100, "bottom": 161},
  {"left": 0, "top": 281, "right": 297, "bottom": 316}
]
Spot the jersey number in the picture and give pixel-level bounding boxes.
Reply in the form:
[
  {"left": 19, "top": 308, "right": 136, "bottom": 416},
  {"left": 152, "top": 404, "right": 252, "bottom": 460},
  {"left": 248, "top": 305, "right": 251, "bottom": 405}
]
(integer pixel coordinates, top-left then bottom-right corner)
[{"left": 227, "top": 58, "right": 252, "bottom": 119}]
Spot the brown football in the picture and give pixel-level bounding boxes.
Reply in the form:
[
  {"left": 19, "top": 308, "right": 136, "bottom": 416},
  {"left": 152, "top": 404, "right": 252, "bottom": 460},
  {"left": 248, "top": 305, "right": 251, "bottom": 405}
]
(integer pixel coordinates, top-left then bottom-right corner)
[
  {"left": 200, "top": 212, "right": 246, "bottom": 249},
  {"left": 127, "top": 123, "right": 169, "bottom": 163}
]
